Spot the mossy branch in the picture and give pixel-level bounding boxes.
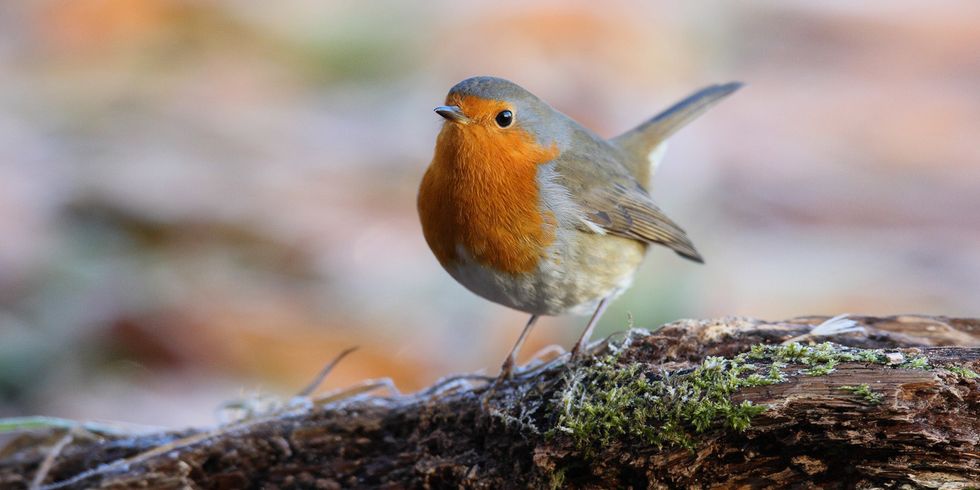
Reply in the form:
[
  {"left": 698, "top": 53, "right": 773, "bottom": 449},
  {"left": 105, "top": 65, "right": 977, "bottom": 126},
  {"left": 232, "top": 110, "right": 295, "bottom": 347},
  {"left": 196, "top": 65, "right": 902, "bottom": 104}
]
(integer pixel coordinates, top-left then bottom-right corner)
[{"left": 2, "top": 315, "right": 980, "bottom": 489}]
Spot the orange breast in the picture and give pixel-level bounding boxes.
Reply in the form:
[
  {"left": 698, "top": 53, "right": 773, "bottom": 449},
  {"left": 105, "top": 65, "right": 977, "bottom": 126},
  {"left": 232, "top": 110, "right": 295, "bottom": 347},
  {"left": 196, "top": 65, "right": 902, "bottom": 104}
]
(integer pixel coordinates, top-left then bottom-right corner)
[{"left": 418, "top": 101, "right": 560, "bottom": 275}]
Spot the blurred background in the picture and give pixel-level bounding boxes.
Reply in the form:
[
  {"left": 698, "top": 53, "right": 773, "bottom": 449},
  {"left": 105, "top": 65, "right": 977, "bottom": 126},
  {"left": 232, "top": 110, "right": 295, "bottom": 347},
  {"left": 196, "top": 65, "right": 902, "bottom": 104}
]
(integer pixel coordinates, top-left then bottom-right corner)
[{"left": 0, "top": 0, "right": 977, "bottom": 427}]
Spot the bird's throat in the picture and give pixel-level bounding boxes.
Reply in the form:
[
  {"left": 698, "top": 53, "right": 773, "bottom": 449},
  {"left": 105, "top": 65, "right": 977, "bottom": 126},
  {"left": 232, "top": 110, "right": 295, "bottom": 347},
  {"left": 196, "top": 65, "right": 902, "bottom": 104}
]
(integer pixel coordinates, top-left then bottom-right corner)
[{"left": 418, "top": 124, "right": 559, "bottom": 275}]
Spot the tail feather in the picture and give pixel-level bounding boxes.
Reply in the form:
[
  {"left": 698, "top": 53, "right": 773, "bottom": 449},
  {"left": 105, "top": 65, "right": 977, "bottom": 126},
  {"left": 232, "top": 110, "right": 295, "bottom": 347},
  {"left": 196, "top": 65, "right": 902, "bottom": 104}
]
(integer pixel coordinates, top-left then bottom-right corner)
[{"left": 612, "top": 82, "right": 743, "bottom": 179}]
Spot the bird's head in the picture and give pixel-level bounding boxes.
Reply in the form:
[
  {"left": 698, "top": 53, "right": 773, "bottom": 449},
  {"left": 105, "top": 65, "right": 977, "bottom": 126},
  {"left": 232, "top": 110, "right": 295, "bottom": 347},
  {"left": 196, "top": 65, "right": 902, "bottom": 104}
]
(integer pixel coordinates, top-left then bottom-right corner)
[{"left": 432, "top": 77, "right": 567, "bottom": 164}]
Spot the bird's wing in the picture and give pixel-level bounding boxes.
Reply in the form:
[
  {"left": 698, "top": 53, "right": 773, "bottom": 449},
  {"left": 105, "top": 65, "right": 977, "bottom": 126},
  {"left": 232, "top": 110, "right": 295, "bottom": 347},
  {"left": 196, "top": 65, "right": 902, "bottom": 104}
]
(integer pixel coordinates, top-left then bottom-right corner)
[{"left": 552, "top": 144, "right": 703, "bottom": 263}]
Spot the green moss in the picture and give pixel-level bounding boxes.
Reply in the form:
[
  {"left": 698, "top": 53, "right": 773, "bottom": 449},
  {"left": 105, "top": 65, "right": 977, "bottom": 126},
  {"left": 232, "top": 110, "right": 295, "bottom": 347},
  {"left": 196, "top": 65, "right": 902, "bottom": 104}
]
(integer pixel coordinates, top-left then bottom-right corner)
[
  {"left": 805, "top": 360, "right": 838, "bottom": 376},
  {"left": 548, "top": 340, "right": 934, "bottom": 453},
  {"left": 744, "top": 342, "right": 930, "bottom": 373},
  {"left": 855, "top": 349, "right": 888, "bottom": 363},
  {"left": 946, "top": 365, "right": 979, "bottom": 379},
  {"left": 550, "top": 353, "right": 777, "bottom": 453},
  {"left": 747, "top": 342, "right": 864, "bottom": 375},
  {"left": 548, "top": 467, "right": 566, "bottom": 490},
  {"left": 900, "top": 355, "right": 931, "bottom": 370},
  {"left": 839, "top": 384, "right": 884, "bottom": 405}
]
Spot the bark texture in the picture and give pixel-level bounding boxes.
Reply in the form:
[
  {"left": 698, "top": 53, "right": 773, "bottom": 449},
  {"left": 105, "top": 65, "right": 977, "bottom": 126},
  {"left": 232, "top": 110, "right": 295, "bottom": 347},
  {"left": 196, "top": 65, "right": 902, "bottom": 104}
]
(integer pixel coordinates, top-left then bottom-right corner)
[{"left": 2, "top": 315, "right": 980, "bottom": 489}]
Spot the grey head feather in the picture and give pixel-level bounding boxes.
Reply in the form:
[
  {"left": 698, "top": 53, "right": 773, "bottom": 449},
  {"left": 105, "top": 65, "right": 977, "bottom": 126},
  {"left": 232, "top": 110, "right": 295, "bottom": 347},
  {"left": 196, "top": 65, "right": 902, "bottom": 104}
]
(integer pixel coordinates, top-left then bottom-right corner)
[
  {"left": 448, "top": 76, "right": 533, "bottom": 103},
  {"left": 447, "top": 76, "right": 580, "bottom": 153}
]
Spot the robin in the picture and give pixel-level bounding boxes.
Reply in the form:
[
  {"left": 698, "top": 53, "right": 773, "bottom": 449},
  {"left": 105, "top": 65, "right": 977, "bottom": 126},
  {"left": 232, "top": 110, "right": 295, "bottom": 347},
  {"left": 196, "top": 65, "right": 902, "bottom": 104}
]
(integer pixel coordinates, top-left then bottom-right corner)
[{"left": 418, "top": 76, "right": 740, "bottom": 378}]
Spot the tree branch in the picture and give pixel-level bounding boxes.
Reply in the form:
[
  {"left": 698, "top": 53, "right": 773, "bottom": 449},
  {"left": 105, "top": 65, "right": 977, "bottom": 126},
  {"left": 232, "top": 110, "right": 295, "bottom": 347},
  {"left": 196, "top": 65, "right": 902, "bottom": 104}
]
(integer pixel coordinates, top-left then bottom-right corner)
[{"left": 2, "top": 315, "right": 979, "bottom": 489}]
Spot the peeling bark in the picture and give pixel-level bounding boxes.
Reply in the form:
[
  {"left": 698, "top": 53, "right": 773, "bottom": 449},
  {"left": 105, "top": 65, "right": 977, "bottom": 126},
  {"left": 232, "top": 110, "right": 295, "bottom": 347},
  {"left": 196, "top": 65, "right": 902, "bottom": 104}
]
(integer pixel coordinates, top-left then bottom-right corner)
[{"left": 2, "top": 315, "right": 980, "bottom": 489}]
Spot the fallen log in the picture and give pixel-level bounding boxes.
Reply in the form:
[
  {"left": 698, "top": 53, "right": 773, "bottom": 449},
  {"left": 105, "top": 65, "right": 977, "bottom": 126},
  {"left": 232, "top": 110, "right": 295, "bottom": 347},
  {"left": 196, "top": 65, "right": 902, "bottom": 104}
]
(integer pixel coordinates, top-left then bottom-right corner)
[{"left": 2, "top": 315, "right": 979, "bottom": 489}]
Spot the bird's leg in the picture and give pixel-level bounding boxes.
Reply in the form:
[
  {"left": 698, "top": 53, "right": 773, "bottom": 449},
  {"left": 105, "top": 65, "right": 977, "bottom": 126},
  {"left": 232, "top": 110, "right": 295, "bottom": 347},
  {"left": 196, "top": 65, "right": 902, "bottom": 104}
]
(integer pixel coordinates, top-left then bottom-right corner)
[
  {"left": 498, "top": 314, "right": 539, "bottom": 379},
  {"left": 570, "top": 297, "right": 610, "bottom": 359}
]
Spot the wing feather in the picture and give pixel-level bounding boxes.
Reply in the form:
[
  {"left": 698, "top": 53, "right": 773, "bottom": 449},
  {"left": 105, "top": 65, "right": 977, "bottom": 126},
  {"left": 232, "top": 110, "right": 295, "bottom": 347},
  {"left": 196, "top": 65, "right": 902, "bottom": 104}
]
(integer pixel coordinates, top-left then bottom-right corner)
[{"left": 554, "top": 148, "right": 703, "bottom": 263}]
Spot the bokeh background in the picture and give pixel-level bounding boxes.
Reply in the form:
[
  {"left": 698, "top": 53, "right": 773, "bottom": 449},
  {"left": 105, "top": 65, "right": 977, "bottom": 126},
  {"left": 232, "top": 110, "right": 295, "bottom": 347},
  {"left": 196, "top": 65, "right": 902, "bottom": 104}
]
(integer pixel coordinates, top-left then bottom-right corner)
[{"left": 0, "top": 0, "right": 977, "bottom": 427}]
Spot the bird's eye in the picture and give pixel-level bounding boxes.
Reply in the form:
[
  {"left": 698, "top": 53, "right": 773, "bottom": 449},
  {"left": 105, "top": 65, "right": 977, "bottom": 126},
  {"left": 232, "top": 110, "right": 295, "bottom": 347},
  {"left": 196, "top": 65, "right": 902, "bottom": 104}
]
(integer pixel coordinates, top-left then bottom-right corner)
[{"left": 494, "top": 110, "right": 513, "bottom": 128}]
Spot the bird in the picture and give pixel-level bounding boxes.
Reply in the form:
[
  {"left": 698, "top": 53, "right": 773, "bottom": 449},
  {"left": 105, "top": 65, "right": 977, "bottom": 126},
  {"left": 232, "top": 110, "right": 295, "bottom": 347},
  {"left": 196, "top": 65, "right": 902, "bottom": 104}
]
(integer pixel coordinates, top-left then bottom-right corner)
[{"left": 418, "top": 76, "right": 740, "bottom": 379}]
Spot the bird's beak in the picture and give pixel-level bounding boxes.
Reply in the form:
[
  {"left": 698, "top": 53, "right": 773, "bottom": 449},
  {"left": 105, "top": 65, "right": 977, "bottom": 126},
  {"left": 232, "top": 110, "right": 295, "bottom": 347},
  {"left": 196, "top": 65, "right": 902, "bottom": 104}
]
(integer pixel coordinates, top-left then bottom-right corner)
[{"left": 434, "top": 105, "right": 470, "bottom": 124}]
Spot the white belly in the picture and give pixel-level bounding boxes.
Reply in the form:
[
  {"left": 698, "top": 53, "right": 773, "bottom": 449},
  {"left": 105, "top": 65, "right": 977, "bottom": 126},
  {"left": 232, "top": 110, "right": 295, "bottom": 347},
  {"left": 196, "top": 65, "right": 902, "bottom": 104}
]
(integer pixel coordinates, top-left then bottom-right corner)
[{"left": 445, "top": 233, "right": 645, "bottom": 316}]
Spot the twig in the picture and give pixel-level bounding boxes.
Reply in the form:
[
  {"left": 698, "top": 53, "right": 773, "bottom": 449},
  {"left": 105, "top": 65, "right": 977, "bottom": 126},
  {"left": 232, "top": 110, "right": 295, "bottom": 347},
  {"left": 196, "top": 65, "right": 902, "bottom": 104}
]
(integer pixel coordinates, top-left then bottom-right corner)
[
  {"left": 42, "top": 412, "right": 290, "bottom": 490},
  {"left": 296, "top": 346, "right": 359, "bottom": 397},
  {"left": 30, "top": 429, "right": 75, "bottom": 490},
  {"left": 311, "top": 378, "right": 400, "bottom": 406},
  {"left": 0, "top": 416, "right": 159, "bottom": 437}
]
